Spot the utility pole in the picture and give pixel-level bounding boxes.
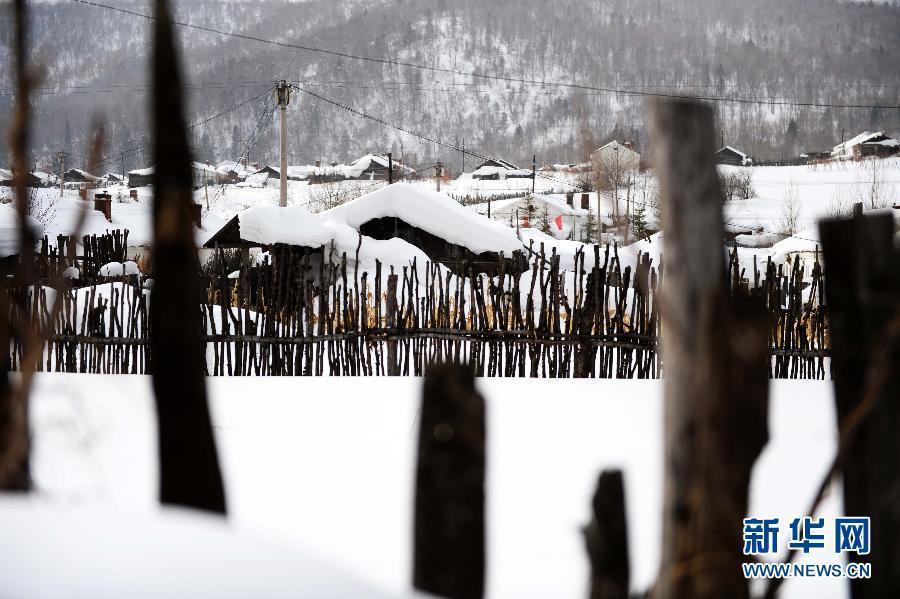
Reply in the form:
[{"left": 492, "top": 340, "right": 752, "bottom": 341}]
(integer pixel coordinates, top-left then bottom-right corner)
[
  {"left": 120, "top": 152, "right": 125, "bottom": 183},
  {"left": 461, "top": 138, "right": 465, "bottom": 174},
  {"left": 434, "top": 161, "right": 443, "bottom": 192},
  {"left": 531, "top": 154, "right": 536, "bottom": 194},
  {"left": 387, "top": 152, "right": 393, "bottom": 184},
  {"left": 57, "top": 150, "right": 67, "bottom": 197},
  {"left": 275, "top": 80, "right": 292, "bottom": 207}
]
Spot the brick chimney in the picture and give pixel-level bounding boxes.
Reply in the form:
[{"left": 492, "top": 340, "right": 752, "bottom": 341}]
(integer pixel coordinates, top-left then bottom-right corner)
[{"left": 93, "top": 193, "right": 112, "bottom": 222}]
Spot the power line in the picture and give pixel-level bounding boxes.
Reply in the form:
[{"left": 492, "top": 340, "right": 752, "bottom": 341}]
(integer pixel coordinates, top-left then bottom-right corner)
[
  {"left": 93, "top": 85, "right": 275, "bottom": 170},
  {"left": 71, "top": 0, "right": 900, "bottom": 111},
  {"left": 297, "top": 86, "right": 586, "bottom": 192}
]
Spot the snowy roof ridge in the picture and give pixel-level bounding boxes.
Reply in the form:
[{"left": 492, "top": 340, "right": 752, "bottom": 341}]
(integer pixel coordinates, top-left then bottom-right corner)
[
  {"left": 319, "top": 183, "right": 524, "bottom": 255},
  {"left": 718, "top": 146, "right": 748, "bottom": 159},
  {"left": 238, "top": 205, "right": 332, "bottom": 248}
]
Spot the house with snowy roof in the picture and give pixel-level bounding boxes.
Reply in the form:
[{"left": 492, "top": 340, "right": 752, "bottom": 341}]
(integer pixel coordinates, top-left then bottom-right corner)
[
  {"left": 715, "top": 146, "right": 753, "bottom": 166},
  {"left": 471, "top": 158, "right": 533, "bottom": 180},
  {"left": 63, "top": 168, "right": 102, "bottom": 185},
  {"left": 320, "top": 183, "right": 526, "bottom": 274},
  {"left": 831, "top": 131, "right": 899, "bottom": 161},
  {"left": 590, "top": 141, "right": 642, "bottom": 171},
  {"left": 203, "top": 205, "right": 331, "bottom": 262},
  {"left": 128, "top": 163, "right": 221, "bottom": 188},
  {"left": 341, "top": 154, "right": 416, "bottom": 182}
]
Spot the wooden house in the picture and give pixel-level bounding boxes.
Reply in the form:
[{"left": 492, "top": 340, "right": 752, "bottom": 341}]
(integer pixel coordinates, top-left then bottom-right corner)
[
  {"left": 715, "top": 146, "right": 753, "bottom": 166},
  {"left": 471, "top": 158, "right": 533, "bottom": 180},
  {"left": 831, "top": 131, "right": 900, "bottom": 161}
]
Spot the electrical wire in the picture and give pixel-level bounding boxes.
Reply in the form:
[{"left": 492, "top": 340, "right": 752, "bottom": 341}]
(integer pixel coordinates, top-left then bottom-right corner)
[{"left": 70, "top": 0, "right": 900, "bottom": 111}]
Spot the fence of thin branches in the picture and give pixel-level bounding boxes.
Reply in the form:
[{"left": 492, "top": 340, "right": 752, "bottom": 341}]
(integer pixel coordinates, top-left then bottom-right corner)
[{"left": 4, "top": 230, "right": 829, "bottom": 378}]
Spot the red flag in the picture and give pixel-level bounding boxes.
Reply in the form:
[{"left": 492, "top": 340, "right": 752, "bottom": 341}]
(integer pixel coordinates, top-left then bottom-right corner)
[{"left": 554, "top": 214, "right": 563, "bottom": 231}]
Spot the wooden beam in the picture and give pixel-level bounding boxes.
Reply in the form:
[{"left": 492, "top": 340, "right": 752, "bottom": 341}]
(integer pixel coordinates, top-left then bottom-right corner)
[
  {"left": 820, "top": 213, "right": 899, "bottom": 598},
  {"left": 584, "top": 469, "right": 630, "bottom": 599},
  {"left": 413, "top": 362, "right": 486, "bottom": 599},
  {"left": 150, "top": 0, "right": 226, "bottom": 514},
  {"left": 653, "top": 99, "right": 768, "bottom": 599}
]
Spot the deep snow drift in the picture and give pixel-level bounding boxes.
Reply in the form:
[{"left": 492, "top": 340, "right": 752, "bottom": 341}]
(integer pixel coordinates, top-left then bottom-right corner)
[{"left": 12, "top": 375, "right": 847, "bottom": 599}]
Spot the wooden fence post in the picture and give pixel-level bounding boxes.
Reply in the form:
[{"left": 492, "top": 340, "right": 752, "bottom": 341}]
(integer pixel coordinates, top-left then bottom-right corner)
[
  {"left": 820, "top": 212, "right": 899, "bottom": 597},
  {"left": 413, "top": 362, "right": 485, "bottom": 599},
  {"left": 386, "top": 272, "right": 400, "bottom": 375},
  {"left": 149, "top": 0, "right": 226, "bottom": 514},
  {"left": 584, "top": 469, "right": 630, "bottom": 599},
  {"left": 653, "top": 99, "right": 769, "bottom": 599}
]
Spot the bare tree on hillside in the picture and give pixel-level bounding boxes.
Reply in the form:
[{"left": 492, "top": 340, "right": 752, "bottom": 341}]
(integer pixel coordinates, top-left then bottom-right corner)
[{"left": 779, "top": 182, "right": 802, "bottom": 236}]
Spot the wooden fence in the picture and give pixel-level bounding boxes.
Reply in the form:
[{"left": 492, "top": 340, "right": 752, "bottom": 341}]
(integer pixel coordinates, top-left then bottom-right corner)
[{"left": 7, "top": 232, "right": 830, "bottom": 378}]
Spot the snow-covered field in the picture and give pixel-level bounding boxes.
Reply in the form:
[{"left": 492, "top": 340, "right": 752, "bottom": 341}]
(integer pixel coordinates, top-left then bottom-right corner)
[{"left": 4, "top": 374, "right": 847, "bottom": 598}]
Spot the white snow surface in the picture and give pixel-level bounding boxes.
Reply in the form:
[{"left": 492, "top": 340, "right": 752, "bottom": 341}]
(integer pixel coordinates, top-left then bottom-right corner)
[
  {"left": 0, "top": 203, "right": 41, "bottom": 258},
  {"left": 98, "top": 261, "right": 140, "bottom": 277},
  {"left": 16, "top": 374, "right": 846, "bottom": 599},
  {"left": 238, "top": 205, "right": 331, "bottom": 247},
  {"left": 320, "top": 183, "right": 524, "bottom": 255},
  {"left": 0, "top": 496, "right": 406, "bottom": 599}
]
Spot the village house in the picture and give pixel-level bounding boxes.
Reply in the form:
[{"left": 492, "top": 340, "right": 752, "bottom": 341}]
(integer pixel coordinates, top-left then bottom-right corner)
[
  {"left": 715, "top": 146, "right": 753, "bottom": 166},
  {"left": 471, "top": 158, "right": 533, "bottom": 180},
  {"left": 590, "top": 141, "right": 642, "bottom": 172},
  {"left": 321, "top": 183, "right": 526, "bottom": 275},
  {"left": 831, "top": 131, "right": 900, "bottom": 161},
  {"left": 63, "top": 168, "right": 102, "bottom": 186},
  {"left": 485, "top": 193, "right": 616, "bottom": 242},
  {"left": 127, "top": 162, "right": 221, "bottom": 188}
]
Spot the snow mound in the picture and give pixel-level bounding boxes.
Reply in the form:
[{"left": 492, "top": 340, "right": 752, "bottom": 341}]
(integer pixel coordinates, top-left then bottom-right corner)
[
  {"left": 98, "top": 261, "right": 140, "bottom": 277},
  {"left": 0, "top": 203, "right": 42, "bottom": 258},
  {"left": 0, "top": 497, "right": 403, "bottom": 599},
  {"left": 320, "top": 183, "right": 524, "bottom": 256},
  {"left": 238, "top": 205, "right": 332, "bottom": 247}
]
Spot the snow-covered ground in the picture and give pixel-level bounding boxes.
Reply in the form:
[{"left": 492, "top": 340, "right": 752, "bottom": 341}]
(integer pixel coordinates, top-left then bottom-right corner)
[
  {"left": 2, "top": 157, "right": 896, "bottom": 273},
  {"left": 9, "top": 374, "right": 847, "bottom": 599},
  {"left": 721, "top": 157, "right": 900, "bottom": 234}
]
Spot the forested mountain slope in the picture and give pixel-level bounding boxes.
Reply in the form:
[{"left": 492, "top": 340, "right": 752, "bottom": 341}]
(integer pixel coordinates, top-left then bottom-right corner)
[{"left": 1, "top": 0, "right": 898, "bottom": 172}]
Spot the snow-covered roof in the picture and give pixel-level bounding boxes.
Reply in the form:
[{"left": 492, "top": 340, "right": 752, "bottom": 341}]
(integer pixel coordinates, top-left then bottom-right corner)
[
  {"left": 128, "top": 166, "right": 154, "bottom": 176},
  {"left": 65, "top": 168, "right": 102, "bottom": 182},
  {"left": 472, "top": 165, "right": 532, "bottom": 178},
  {"left": 320, "top": 182, "right": 524, "bottom": 255},
  {"left": 831, "top": 131, "right": 897, "bottom": 154},
  {"left": 0, "top": 168, "right": 12, "bottom": 180},
  {"left": 191, "top": 162, "right": 218, "bottom": 174},
  {"left": 718, "top": 146, "right": 748, "bottom": 160},
  {"left": 238, "top": 205, "right": 332, "bottom": 247},
  {"left": 769, "top": 227, "right": 820, "bottom": 263},
  {"left": 348, "top": 154, "right": 415, "bottom": 175}
]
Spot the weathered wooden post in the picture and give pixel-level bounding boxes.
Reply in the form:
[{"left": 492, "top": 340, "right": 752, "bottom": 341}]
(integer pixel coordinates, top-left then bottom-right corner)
[
  {"left": 584, "top": 469, "right": 630, "bottom": 599},
  {"left": 653, "top": 99, "right": 769, "bottom": 599},
  {"left": 149, "top": 0, "right": 226, "bottom": 514},
  {"left": 820, "top": 212, "right": 899, "bottom": 598},
  {"left": 413, "top": 363, "right": 486, "bottom": 599},
  {"left": 386, "top": 272, "right": 400, "bottom": 375}
]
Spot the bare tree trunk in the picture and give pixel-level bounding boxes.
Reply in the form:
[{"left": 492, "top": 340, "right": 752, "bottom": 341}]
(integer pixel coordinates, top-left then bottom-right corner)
[{"left": 150, "top": 0, "right": 226, "bottom": 514}]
